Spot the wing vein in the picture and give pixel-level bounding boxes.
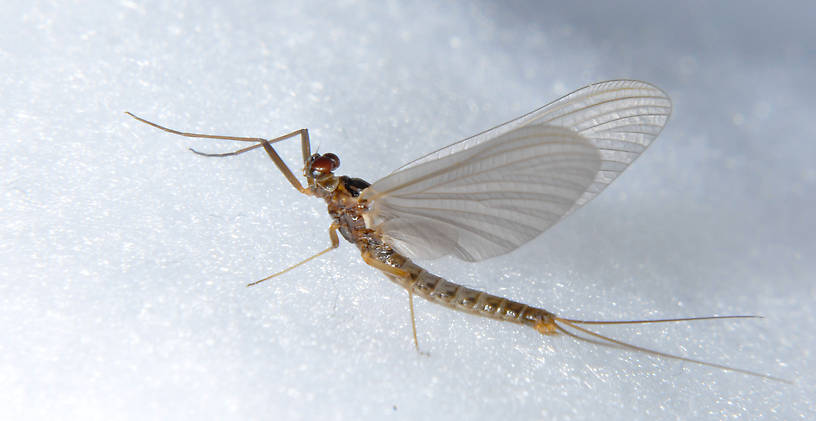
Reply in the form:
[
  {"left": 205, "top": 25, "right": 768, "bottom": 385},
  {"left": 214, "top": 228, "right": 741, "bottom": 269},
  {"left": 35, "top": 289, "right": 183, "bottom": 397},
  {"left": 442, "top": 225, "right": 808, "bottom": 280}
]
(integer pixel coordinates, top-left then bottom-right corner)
[{"left": 366, "top": 80, "right": 671, "bottom": 261}]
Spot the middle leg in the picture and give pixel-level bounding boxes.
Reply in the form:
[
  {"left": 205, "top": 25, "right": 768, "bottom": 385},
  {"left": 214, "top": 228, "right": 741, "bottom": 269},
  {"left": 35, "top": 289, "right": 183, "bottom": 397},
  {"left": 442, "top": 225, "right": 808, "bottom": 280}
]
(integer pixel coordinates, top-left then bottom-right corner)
[{"left": 247, "top": 222, "right": 340, "bottom": 287}]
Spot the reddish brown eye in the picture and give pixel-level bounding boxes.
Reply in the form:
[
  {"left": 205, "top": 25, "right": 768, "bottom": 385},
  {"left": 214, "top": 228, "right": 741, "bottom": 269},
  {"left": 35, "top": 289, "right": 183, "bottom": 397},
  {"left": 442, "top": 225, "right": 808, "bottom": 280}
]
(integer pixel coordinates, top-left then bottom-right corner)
[
  {"left": 310, "top": 153, "right": 340, "bottom": 174},
  {"left": 310, "top": 156, "right": 333, "bottom": 174},
  {"left": 323, "top": 153, "right": 340, "bottom": 170}
]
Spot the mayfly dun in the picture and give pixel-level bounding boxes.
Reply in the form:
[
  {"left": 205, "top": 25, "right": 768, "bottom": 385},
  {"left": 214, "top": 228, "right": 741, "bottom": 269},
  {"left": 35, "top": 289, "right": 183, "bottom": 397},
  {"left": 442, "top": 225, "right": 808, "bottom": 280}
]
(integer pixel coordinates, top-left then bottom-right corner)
[{"left": 127, "top": 80, "right": 785, "bottom": 381}]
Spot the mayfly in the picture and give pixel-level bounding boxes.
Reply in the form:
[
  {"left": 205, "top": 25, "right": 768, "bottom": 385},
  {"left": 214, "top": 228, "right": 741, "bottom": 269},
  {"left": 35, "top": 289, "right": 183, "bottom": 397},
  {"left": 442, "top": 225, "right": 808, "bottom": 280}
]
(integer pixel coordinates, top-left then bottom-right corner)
[{"left": 127, "top": 80, "right": 784, "bottom": 381}]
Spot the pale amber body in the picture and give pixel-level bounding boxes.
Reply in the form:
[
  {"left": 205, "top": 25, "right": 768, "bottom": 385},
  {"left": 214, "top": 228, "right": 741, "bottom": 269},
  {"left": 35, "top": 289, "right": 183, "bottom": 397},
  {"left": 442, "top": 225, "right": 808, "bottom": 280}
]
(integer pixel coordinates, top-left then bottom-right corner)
[{"left": 317, "top": 174, "right": 557, "bottom": 335}]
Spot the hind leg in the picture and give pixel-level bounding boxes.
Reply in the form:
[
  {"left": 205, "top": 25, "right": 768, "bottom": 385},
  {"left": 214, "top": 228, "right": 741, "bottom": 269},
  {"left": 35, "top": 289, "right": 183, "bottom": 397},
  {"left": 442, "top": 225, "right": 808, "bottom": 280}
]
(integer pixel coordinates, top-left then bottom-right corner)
[{"left": 360, "top": 252, "right": 425, "bottom": 353}]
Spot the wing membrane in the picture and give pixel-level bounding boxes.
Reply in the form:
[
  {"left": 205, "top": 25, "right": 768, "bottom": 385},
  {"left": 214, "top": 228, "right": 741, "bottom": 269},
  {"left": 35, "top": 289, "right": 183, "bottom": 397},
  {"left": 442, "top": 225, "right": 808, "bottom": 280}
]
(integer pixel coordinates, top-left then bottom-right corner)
[
  {"left": 362, "top": 124, "right": 601, "bottom": 261},
  {"left": 362, "top": 80, "right": 671, "bottom": 261}
]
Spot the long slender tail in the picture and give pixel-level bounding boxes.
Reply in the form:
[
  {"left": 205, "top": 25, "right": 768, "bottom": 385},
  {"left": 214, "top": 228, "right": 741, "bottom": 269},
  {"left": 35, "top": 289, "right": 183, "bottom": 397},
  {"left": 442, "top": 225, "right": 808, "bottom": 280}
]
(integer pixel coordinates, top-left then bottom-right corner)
[{"left": 547, "top": 315, "right": 790, "bottom": 383}]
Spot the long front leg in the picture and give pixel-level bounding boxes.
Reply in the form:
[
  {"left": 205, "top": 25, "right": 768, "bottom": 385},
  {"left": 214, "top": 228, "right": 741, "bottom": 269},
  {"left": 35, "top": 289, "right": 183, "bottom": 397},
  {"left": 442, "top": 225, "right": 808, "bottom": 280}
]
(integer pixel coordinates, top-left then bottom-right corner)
[
  {"left": 125, "top": 112, "right": 312, "bottom": 194},
  {"left": 186, "top": 129, "right": 312, "bottom": 167}
]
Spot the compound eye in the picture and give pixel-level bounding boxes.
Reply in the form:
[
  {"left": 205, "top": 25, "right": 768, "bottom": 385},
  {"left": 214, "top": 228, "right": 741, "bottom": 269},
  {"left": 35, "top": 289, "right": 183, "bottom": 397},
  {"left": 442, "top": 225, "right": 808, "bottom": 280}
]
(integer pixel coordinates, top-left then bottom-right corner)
[
  {"left": 323, "top": 153, "right": 340, "bottom": 170},
  {"left": 310, "top": 153, "right": 340, "bottom": 174}
]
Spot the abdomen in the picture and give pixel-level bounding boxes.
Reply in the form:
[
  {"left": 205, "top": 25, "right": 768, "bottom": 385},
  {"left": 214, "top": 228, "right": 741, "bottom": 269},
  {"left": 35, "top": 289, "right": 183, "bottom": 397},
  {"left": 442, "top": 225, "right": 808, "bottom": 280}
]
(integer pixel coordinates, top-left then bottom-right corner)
[{"left": 393, "top": 259, "right": 553, "bottom": 328}]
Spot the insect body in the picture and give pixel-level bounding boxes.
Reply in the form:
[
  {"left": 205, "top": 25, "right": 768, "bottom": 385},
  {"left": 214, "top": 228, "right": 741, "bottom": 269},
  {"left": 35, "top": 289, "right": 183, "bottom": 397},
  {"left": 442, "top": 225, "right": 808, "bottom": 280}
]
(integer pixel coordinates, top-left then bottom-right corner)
[
  {"left": 313, "top": 166, "right": 561, "bottom": 340},
  {"left": 127, "top": 80, "right": 784, "bottom": 381}
]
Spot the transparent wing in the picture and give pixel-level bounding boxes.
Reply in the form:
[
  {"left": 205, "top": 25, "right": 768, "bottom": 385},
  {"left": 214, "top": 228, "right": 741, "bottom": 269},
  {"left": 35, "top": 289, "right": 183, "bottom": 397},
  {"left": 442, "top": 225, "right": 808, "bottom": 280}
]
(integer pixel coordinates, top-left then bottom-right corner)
[
  {"left": 398, "top": 80, "right": 672, "bottom": 214},
  {"left": 361, "top": 124, "right": 601, "bottom": 261},
  {"left": 361, "top": 80, "right": 671, "bottom": 261}
]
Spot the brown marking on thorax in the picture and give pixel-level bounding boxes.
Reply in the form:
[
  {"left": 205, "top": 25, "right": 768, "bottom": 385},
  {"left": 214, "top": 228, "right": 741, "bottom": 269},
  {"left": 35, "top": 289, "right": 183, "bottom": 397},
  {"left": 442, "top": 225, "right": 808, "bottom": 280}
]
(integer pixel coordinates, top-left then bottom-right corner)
[{"left": 316, "top": 175, "right": 408, "bottom": 272}]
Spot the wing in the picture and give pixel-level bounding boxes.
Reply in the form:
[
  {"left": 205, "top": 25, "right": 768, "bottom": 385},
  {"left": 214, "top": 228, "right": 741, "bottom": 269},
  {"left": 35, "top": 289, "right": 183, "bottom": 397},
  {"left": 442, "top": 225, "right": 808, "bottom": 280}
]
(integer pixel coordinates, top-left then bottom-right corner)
[
  {"left": 360, "top": 80, "right": 671, "bottom": 261},
  {"left": 361, "top": 124, "right": 602, "bottom": 261}
]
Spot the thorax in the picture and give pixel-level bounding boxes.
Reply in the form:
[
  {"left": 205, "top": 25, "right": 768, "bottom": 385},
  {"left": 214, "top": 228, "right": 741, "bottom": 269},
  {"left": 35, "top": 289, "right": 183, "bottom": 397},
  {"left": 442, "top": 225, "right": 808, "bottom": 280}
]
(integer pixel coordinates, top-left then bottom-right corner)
[
  {"left": 316, "top": 175, "right": 407, "bottom": 270},
  {"left": 316, "top": 175, "right": 373, "bottom": 244}
]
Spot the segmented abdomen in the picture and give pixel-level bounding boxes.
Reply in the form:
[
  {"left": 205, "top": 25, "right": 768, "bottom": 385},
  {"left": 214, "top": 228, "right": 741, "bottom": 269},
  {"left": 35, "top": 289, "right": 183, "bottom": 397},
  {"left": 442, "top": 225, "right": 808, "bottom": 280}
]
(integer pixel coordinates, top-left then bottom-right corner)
[{"left": 396, "top": 260, "right": 553, "bottom": 328}]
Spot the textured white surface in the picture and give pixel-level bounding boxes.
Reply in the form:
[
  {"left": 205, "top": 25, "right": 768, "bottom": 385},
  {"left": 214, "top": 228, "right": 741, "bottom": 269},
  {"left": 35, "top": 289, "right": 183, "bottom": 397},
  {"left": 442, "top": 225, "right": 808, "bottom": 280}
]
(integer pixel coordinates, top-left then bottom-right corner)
[{"left": 1, "top": 1, "right": 813, "bottom": 419}]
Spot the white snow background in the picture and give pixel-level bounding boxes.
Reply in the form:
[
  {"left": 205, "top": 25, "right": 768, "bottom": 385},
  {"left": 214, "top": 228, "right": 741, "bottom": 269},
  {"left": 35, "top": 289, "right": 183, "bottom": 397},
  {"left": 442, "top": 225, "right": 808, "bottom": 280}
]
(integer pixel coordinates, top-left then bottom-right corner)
[{"left": 1, "top": 1, "right": 813, "bottom": 419}]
